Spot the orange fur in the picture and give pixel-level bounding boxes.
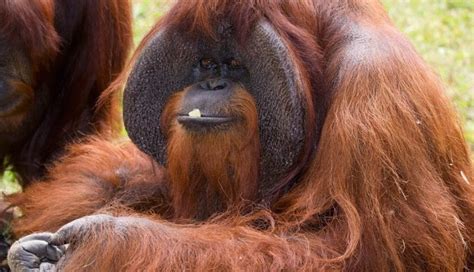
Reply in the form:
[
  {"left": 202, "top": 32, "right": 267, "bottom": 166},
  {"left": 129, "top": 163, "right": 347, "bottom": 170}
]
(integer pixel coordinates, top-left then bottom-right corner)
[
  {"left": 10, "top": 137, "right": 169, "bottom": 235},
  {"left": 163, "top": 88, "right": 260, "bottom": 219},
  {"left": 0, "top": 0, "right": 132, "bottom": 183},
  {"left": 9, "top": 0, "right": 474, "bottom": 271}
]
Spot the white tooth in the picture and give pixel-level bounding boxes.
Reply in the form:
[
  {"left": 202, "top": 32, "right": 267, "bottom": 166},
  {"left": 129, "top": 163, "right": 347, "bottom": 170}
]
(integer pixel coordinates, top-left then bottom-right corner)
[{"left": 188, "top": 109, "right": 202, "bottom": 118}]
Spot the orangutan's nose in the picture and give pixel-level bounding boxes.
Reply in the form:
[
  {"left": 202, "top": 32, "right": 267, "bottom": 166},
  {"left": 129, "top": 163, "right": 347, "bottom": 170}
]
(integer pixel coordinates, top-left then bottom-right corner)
[{"left": 199, "top": 79, "right": 230, "bottom": 91}]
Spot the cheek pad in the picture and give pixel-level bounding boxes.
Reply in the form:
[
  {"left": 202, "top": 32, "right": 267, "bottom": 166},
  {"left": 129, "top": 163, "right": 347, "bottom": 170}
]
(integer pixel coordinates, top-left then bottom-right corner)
[{"left": 123, "top": 21, "right": 306, "bottom": 192}]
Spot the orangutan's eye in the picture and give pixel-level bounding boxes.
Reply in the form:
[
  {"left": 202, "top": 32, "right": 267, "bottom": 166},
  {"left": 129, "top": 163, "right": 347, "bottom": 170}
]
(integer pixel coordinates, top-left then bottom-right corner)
[
  {"left": 200, "top": 58, "right": 216, "bottom": 70},
  {"left": 228, "top": 59, "right": 241, "bottom": 69}
]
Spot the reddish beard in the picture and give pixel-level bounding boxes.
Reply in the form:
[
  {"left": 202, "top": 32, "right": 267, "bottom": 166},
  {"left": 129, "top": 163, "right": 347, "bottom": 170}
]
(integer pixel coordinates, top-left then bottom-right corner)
[{"left": 162, "top": 88, "right": 260, "bottom": 220}]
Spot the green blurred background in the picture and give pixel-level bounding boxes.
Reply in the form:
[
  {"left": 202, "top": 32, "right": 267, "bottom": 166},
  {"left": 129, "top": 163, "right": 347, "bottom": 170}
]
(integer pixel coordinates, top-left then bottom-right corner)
[
  {"left": 1, "top": 0, "right": 473, "bottom": 191},
  {"left": 133, "top": 0, "right": 473, "bottom": 146}
]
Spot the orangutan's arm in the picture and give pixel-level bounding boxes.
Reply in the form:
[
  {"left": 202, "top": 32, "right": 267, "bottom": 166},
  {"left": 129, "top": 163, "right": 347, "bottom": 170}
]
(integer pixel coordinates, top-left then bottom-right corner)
[
  {"left": 49, "top": 214, "right": 332, "bottom": 271},
  {"left": 8, "top": 138, "right": 170, "bottom": 236}
]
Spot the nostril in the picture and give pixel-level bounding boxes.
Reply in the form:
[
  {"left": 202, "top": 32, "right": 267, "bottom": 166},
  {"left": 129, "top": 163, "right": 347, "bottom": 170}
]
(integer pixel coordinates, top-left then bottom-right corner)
[
  {"left": 204, "top": 79, "right": 228, "bottom": 91},
  {"left": 212, "top": 82, "right": 227, "bottom": 90},
  {"left": 198, "top": 79, "right": 232, "bottom": 91}
]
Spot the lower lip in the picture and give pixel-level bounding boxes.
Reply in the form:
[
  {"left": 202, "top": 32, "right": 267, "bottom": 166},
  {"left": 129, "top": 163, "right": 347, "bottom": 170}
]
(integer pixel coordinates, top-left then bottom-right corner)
[{"left": 176, "top": 115, "right": 235, "bottom": 128}]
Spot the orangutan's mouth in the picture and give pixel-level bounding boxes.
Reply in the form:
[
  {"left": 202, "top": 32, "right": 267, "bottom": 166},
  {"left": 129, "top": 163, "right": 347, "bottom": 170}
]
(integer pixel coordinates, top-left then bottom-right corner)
[{"left": 177, "top": 113, "right": 235, "bottom": 129}]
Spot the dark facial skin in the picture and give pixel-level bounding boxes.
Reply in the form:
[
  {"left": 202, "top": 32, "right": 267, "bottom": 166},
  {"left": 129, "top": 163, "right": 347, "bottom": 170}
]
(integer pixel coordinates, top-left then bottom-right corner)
[
  {"left": 177, "top": 58, "right": 247, "bottom": 132},
  {"left": 0, "top": 40, "right": 38, "bottom": 154},
  {"left": 124, "top": 20, "right": 306, "bottom": 201}
]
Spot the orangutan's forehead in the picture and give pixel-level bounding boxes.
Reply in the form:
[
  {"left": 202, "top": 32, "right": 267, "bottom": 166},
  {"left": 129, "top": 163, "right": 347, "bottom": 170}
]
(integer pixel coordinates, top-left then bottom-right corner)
[{"left": 162, "top": 26, "right": 243, "bottom": 61}]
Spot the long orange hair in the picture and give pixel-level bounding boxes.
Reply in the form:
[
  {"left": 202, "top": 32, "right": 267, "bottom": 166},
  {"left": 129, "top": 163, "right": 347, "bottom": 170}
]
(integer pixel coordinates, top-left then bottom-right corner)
[{"left": 10, "top": 1, "right": 473, "bottom": 271}]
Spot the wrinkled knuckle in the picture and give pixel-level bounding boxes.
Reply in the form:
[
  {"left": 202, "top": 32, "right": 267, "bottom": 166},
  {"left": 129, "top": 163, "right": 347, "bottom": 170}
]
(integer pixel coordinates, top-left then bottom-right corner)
[{"left": 8, "top": 242, "right": 23, "bottom": 258}]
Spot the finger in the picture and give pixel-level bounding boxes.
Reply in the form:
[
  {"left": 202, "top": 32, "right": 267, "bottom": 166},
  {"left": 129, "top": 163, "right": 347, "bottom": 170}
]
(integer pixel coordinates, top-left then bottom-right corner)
[
  {"left": 17, "top": 233, "right": 54, "bottom": 244},
  {"left": 8, "top": 241, "right": 63, "bottom": 272},
  {"left": 43, "top": 245, "right": 64, "bottom": 262},
  {"left": 20, "top": 240, "right": 49, "bottom": 257},
  {"left": 8, "top": 241, "right": 40, "bottom": 270},
  {"left": 8, "top": 240, "right": 63, "bottom": 268},
  {"left": 16, "top": 234, "right": 64, "bottom": 262},
  {"left": 39, "top": 262, "right": 56, "bottom": 272}
]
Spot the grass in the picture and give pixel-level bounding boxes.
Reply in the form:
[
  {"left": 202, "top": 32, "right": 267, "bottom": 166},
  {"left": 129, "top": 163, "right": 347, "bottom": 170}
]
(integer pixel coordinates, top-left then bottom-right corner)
[
  {"left": 132, "top": 0, "right": 170, "bottom": 45},
  {"left": 1, "top": 0, "right": 472, "bottom": 188},
  {"left": 382, "top": 0, "right": 474, "bottom": 149}
]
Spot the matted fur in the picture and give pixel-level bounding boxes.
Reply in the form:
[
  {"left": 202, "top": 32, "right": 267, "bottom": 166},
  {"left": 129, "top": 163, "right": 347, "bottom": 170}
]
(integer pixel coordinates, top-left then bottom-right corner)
[
  {"left": 0, "top": 0, "right": 59, "bottom": 69},
  {"left": 10, "top": 0, "right": 473, "bottom": 271},
  {"left": 0, "top": 0, "right": 132, "bottom": 183},
  {"left": 162, "top": 88, "right": 260, "bottom": 220}
]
